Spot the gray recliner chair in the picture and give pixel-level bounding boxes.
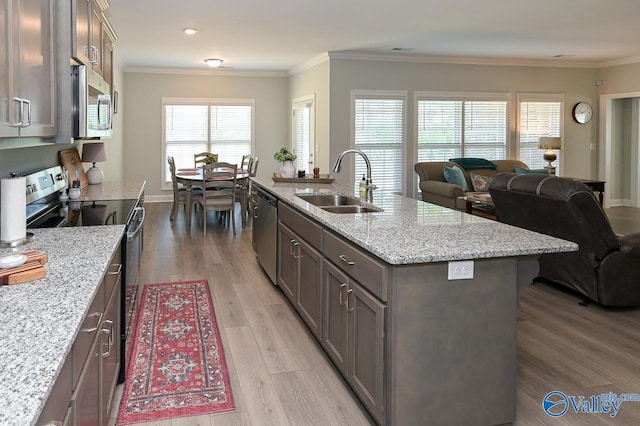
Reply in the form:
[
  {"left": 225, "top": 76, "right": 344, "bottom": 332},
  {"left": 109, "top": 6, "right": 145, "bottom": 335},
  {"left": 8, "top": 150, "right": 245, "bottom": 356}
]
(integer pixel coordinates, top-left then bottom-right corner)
[{"left": 489, "top": 172, "right": 640, "bottom": 307}]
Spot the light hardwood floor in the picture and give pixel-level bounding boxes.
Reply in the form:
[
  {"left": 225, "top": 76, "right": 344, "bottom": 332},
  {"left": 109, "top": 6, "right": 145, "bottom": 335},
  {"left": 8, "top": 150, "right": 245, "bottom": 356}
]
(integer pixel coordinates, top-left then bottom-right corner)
[{"left": 110, "top": 203, "right": 640, "bottom": 426}]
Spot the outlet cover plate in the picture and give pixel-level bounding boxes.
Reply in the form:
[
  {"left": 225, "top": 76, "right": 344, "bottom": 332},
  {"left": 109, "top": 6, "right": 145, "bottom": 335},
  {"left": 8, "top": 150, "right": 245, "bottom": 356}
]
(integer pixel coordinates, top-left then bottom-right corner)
[{"left": 448, "top": 260, "right": 474, "bottom": 280}]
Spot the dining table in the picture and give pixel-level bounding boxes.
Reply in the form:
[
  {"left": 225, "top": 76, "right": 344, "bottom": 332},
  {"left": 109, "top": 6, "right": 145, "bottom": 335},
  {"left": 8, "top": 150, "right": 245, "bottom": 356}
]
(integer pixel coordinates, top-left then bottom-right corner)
[{"left": 175, "top": 167, "right": 251, "bottom": 231}]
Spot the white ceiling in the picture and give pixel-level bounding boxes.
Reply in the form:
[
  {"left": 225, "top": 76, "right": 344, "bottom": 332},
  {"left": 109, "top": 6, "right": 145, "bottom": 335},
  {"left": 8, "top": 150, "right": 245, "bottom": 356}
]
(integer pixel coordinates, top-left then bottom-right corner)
[{"left": 107, "top": 0, "right": 640, "bottom": 72}]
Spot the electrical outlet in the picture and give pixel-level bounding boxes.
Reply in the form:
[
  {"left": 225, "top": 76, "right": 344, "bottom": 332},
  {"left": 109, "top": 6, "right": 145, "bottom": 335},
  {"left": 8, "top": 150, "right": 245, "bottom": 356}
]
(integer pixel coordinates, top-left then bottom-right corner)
[{"left": 448, "top": 260, "right": 474, "bottom": 280}]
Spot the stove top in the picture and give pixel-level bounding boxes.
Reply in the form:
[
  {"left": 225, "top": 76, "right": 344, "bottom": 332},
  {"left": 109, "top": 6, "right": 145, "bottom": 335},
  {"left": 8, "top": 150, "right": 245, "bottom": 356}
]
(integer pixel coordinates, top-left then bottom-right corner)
[{"left": 27, "top": 199, "right": 138, "bottom": 228}]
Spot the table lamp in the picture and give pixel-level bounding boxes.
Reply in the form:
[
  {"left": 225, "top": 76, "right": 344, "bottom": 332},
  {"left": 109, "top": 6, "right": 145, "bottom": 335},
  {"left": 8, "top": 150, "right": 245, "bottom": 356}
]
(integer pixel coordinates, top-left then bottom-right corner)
[
  {"left": 538, "top": 136, "right": 562, "bottom": 175},
  {"left": 82, "top": 142, "right": 107, "bottom": 185}
]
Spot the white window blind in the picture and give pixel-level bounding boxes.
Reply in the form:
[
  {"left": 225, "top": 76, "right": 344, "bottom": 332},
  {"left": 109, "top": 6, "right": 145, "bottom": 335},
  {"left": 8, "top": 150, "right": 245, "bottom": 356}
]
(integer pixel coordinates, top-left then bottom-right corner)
[
  {"left": 417, "top": 98, "right": 507, "bottom": 162},
  {"left": 163, "top": 100, "right": 253, "bottom": 185},
  {"left": 354, "top": 97, "right": 404, "bottom": 194},
  {"left": 518, "top": 99, "right": 562, "bottom": 173},
  {"left": 293, "top": 101, "right": 312, "bottom": 172}
]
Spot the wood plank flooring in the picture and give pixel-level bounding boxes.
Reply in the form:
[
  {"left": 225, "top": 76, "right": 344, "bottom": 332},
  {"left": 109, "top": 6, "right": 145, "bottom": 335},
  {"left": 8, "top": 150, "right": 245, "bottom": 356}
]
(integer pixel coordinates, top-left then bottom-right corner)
[{"left": 110, "top": 202, "right": 640, "bottom": 425}]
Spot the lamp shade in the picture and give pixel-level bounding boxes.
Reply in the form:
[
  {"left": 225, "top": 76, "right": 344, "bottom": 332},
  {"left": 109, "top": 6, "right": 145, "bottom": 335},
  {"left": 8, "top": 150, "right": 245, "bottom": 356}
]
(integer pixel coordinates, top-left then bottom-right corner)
[
  {"left": 81, "top": 142, "right": 107, "bottom": 163},
  {"left": 537, "top": 137, "right": 563, "bottom": 150}
]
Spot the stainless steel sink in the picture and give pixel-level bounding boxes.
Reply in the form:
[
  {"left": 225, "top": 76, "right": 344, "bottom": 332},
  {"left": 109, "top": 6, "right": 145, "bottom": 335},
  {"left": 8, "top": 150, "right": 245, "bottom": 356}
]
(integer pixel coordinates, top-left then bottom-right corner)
[
  {"left": 296, "top": 193, "right": 363, "bottom": 207},
  {"left": 320, "top": 205, "right": 383, "bottom": 214}
]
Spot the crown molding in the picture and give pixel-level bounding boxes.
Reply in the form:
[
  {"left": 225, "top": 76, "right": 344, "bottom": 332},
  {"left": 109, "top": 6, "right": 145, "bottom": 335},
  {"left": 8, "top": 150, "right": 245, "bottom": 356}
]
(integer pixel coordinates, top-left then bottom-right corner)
[
  {"left": 327, "top": 50, "right": 603, "bottom": 69},
  {"left": 288, "top": 52, "right": 330, "bottom": 76},
  {"left": 123, "top": 67, "right": 288, "bottom": 78},
  {"left": 599, "top": 56, "right": 640, "bottom": 68}
]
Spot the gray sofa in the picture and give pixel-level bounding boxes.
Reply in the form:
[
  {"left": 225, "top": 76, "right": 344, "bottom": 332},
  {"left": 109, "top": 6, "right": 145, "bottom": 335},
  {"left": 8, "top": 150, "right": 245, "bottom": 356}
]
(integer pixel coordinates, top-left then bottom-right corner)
[{"left": 414, "top": 159, "right": 529, "bottom": 210}]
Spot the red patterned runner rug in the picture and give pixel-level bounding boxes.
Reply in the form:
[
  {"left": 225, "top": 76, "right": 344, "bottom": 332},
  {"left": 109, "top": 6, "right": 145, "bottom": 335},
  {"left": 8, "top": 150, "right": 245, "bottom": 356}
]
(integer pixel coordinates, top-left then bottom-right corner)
[{"left": 117, "top": 280, "right": 235, "bottom": 424}]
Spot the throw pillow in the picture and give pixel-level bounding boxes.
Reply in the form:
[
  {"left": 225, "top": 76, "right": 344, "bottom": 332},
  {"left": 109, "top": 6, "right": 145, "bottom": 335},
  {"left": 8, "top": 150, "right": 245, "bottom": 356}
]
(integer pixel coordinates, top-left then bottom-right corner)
[
  {"left": 514, "top": 166, "right": 550, "bottom": 174},
  {"left": 443, "top": 165, "right": 469, "bottom": 191},
  {"left": 470, "top": 173, "right": 491, "bottom": 192}
]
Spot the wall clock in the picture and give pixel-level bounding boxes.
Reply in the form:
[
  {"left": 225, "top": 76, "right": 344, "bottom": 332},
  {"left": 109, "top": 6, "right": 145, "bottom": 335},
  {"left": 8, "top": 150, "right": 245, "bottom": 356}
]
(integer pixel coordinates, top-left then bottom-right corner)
[{"left": 572, "top": 102, "right": 593, "bottom": 124}]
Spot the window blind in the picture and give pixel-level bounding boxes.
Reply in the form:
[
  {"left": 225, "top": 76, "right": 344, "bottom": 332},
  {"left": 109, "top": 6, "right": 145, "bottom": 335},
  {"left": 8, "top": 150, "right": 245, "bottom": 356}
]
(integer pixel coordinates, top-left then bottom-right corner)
[
  {"left": 294, "top": 105, "right": 311, "bottom": 172},
  {"left": 519, "top": 100, "right": 562, "bottom": 173},
  {"left": 354, "top": 97, "right": 404, "bottom": 193},
  {"left": 163, "top": 101, "right": 253, "bottom": 185}
]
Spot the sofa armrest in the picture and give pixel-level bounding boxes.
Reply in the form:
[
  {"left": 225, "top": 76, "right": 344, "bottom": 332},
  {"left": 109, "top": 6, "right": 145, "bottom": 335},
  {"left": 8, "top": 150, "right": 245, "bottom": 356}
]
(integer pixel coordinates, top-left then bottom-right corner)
[
  {"left": 420, "top": 180, "right": 465, "bottom": 199},
  {"left": 619, "top": 232, "right": 640, "bottom": 257}
]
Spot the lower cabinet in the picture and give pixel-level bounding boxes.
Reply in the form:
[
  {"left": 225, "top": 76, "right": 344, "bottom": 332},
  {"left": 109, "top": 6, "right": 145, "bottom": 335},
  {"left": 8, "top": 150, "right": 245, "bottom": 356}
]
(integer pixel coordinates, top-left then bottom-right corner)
[
  {"left": 323, "top": 260, "right": 385, "bottom": 424},
  {"left": 277, "top": 222, "right": 323, "bottom": 340}
]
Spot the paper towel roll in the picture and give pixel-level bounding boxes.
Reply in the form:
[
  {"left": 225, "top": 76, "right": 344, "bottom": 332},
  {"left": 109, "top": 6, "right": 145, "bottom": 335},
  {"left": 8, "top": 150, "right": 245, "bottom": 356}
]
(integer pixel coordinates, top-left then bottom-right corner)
[{"left": 1, "top": 176, "right": 27, "bottom": 243}]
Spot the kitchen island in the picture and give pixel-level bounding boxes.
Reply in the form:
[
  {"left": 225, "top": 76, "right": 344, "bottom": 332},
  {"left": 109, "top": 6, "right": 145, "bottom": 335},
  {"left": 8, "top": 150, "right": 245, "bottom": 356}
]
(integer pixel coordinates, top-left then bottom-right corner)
[{"left": 252, "top": 176, "right": 577, "bottom": 425}]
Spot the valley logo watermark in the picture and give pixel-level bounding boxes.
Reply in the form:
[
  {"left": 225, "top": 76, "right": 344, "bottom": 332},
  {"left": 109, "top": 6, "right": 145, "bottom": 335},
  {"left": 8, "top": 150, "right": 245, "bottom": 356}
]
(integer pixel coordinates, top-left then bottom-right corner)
[{"left": 543, "top": 391, "right": 640, "bottom": 418}]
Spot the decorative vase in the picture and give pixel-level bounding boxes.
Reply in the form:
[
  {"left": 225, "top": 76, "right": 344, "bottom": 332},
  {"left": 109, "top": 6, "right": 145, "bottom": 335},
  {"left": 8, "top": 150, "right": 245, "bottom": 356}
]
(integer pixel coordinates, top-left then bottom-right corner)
[{"left": 280, "top": 160, "right": 295, "bottom": 178}]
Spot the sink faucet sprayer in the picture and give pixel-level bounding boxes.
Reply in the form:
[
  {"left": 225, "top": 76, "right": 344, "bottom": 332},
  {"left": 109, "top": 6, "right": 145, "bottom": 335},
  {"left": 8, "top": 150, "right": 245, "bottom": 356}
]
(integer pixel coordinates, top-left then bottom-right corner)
[{"left": 332, "top": 149, "right": 377, "bottom": 202}]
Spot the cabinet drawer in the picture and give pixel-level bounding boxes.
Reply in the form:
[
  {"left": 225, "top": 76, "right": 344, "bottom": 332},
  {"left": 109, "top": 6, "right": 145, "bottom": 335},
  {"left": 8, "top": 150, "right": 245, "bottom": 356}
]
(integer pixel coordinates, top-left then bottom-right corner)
[
  {"left": 323, "top": 231, "right": 388, "bottom": 302},
  {"left": 72, "top": 281, "right": 105, "bottom": 388},
  {"left": 278, "top": 203, "right": 323, "bottom": 250},
  {"left": 36, "top": 353, "right": 72, "bottom": 425}
]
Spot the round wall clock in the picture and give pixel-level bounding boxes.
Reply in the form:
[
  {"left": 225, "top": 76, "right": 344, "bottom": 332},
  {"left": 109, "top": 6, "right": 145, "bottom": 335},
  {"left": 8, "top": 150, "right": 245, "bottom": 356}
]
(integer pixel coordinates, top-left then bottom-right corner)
[{"left": 572, "top": 102, "right": 593, "bottom": 124}]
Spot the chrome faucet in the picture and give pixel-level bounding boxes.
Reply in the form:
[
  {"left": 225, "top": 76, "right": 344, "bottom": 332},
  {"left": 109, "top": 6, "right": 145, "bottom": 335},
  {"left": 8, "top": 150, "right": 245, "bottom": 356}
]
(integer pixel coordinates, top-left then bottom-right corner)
[{"left": 332, "top": 148, "right": 377, "bottom": 201}]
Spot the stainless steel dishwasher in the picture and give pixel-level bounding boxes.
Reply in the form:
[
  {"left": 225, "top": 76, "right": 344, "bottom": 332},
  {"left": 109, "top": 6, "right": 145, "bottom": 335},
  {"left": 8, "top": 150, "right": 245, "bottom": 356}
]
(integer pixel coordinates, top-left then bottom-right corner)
[{"left": 253, "top": 186, "right": 278, "bottom": 284}]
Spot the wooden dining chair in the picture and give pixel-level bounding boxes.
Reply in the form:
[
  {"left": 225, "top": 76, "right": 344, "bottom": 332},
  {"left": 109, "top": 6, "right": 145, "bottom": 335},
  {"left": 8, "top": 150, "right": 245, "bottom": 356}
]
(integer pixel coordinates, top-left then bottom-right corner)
[
  {"left": 196, "top": 162, "right": 238, "bottom": 235},
  {"left": 194, "top": 152, "right": 218, "bottom": 168},
  {"left": 168, "top": 156, "right": 186, "bottom": 223},
  {"left": 240, "top": 154, "right": 252, "bottom": 172}
]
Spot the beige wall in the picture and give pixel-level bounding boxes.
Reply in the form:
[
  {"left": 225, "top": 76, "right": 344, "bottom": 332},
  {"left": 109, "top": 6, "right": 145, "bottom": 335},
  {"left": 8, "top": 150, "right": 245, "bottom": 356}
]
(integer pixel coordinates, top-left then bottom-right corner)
[
  {"left": 289, "top": 59, "right": 331, "bottom": 173},
  {"left": 598, "top": 62, "right": 640, "bottom": 95},
  {"left": 122, "top": 71, "right": 288, "bottom": 199},
  {"left": 328, "top": 58, "right": 601, "bottom": 194}
]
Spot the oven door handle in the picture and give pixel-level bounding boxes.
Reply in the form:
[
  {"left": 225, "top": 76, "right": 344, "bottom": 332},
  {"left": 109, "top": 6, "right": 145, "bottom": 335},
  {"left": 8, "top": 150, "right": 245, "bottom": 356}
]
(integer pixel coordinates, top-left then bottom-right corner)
[{"left": 127, "top": 207, "right": 145, "bottom": 239}]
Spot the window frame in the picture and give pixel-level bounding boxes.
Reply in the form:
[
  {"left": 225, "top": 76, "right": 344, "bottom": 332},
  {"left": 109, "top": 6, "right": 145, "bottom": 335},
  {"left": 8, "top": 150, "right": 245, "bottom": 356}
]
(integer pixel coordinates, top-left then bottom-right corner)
[
  {"left": 351, "top": 90, "right": 407, "bottom": 195},
  {"left": 516, "top": 93, "right": 565, "bottom": 175},
  {"left": 161, "top": 97, "right": 255, "bottom": 190}
]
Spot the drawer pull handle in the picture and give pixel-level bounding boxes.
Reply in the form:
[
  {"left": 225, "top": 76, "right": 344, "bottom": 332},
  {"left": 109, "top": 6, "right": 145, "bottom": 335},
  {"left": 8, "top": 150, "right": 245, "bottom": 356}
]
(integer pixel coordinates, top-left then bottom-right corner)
[
  {"left": 108, "top": 263, "right": 122, "bottom": 275},
  {"left": 82, "top": 312, "right": 103, "bottom": 333},
  {"left": 101, "top": 319, "right": 114, "bottom": 358},
  {"left": 339, "top": 255, "right": 355, "bottom": 266},
  {"left": 339, "top": 283, "right": 347, "bottom": 306}
]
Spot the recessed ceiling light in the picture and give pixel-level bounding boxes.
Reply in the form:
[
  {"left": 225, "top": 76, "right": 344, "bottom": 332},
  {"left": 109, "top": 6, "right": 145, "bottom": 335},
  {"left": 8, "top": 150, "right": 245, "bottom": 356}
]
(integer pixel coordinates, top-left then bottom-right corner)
[
  {"left": 183, "top": 28, "right": 198, "bottom": 35},
  {"left": 204, "top": 58, "right": 223, "bottom": 68}
]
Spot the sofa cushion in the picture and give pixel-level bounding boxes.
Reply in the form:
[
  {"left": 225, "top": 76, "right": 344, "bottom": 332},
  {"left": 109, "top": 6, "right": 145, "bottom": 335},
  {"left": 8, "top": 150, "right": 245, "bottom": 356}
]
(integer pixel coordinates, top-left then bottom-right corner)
[
  {"left": 443, "top": 165, "right": 469, "bottom": 191},
  {"left": 470, "top": 173, "right": 491, "bottom": 192},
  {"left": 514, "top": 165, "right": 549, "bottom": 174},
  {"left": 449, "top": 157, "right": 497, "bottom": 170}
]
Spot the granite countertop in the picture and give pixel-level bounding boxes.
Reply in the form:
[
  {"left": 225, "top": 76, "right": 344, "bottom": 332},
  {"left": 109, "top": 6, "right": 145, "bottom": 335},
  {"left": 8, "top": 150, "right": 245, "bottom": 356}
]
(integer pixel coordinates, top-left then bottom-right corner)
[
  {"left": 0, "top": 226, "right": 125, "bottom": 426},
  {"left": 252, "top": 176, "right": 577, "bottom": 265},
  {"left": 79, "top": 180, "right": 146, "bottom": 201}
]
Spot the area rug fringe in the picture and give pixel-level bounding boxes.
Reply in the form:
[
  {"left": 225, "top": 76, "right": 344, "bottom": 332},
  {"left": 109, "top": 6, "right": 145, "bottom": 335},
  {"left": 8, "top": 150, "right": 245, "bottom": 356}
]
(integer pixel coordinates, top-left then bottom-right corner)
[{"left": 117, "top": 279, "right": 235, "bottom": 424}]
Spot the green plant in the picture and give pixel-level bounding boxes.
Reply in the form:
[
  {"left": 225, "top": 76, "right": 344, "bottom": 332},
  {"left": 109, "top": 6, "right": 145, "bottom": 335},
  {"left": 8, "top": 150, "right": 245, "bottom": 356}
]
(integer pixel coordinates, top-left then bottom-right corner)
[
  {"left": 203, "top": 154, "right": 218, "bottom": 164},
  {"left": 274, "top": 147, "right": 297, "bottom": 163}
]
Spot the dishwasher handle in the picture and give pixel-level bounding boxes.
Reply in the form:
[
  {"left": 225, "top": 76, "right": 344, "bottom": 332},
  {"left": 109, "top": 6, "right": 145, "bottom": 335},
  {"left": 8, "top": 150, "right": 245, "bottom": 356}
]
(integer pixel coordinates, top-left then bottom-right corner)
[{"left": 257, "top": 189, "right": 278, "bottom": 207}]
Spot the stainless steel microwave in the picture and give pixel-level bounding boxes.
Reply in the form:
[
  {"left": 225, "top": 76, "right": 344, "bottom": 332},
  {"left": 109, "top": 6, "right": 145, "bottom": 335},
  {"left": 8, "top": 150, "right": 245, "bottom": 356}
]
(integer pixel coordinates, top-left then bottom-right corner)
[{"left": 72, "top": 65, "right": 112, "bottom": 139}]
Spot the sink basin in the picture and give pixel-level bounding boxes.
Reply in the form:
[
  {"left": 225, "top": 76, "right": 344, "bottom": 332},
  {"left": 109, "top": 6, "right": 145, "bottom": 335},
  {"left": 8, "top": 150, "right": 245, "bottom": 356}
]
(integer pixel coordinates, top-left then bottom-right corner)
[
  {"left": 321, "top": 205, "right": 382, "bottom": 214},
  {"left": 296, "top": 193, "right": 362, "bottom": 206}
]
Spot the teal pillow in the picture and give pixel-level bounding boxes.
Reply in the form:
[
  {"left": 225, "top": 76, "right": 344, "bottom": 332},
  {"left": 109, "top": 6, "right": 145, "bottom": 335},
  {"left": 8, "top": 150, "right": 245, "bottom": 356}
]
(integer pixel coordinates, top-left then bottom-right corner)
[
  {"left": 514, "top": 166, "right": 549, "bottom": 175},
  {"left": 443, "top": 165, "right": 469, "bottom": 191}
]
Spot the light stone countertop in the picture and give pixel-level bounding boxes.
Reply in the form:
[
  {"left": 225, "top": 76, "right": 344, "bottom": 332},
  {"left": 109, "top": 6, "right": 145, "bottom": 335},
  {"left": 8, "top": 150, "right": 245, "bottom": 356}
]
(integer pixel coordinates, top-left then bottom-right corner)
[
  {"left": 79, "top": 180, "right": 146, "bottom": 201},
  {"left": 0, "top": 226, "right": 125, "bottom": 426},
  {"left": 252, "top": 176, "right": 578, "bottom": 264}
]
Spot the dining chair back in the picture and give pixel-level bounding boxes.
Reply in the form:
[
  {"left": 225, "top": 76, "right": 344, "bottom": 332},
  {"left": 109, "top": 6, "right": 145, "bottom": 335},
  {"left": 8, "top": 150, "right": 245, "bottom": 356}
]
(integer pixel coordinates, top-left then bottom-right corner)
[
  {"left": 240, "top": 154, "right": 252, "bottom": 172},
  {"left": 249, "top": 156, "right": 259, "bottom": 177},
  {"left": 196, "top": 162, "right": 238, "bottom": 235},
  {"left": 167, "top": 156, "right": 186, "bottom": 223},
  {"left": 194, "top": 152, "right": 218, "bottom": 168}
]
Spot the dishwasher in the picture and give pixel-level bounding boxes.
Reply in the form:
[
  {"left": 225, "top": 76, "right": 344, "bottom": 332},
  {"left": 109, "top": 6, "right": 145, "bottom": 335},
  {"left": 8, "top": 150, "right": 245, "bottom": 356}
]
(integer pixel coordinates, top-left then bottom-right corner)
[{"left": 253, "top": 186, "right": 278, "bottom": 284}]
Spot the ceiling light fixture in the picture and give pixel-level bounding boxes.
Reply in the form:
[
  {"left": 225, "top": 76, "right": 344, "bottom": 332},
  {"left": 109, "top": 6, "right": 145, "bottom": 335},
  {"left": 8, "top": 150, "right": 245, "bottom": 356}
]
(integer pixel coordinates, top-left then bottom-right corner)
[
  {"left": 183, "top": 28, "right": 198, "bottom": 35},
  {"left": 204, "top": 58, "right": 223, "bottom": 68}
]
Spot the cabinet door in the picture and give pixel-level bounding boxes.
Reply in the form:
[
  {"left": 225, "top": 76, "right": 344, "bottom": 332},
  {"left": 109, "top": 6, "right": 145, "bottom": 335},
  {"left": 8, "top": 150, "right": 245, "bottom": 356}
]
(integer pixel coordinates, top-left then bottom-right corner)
[
  {"left": 102, "top": 34, "right": 113, "bottom": 87},
  {"left": 73, "top": 343, "right": 100, "bottom": 426},
  {"left": 16, "top": 0, "right": 55, "bottom": 137},
  {"left": 322, "top": 260, "right": 349, "bottom": 376},
  {"left": 277, "top": 223, "right": 297, "bottom": 303},
  {"left": 100, "top": 283, "right": 121, "bottom": 424},
  {"left": 73, "top": 0, "right": 91, "bottom": 65},
  {"left": 296, "top": 238, "right": 323, "bottom": 340},
  {"left": 348, "top": 281, "right": 385, "bottom": 424},
  {"left": 0, "top": 0, "right": 19, "bottom": 137},
  {"left": 90, "top": 4, "right": 104, "bottom": 75}
]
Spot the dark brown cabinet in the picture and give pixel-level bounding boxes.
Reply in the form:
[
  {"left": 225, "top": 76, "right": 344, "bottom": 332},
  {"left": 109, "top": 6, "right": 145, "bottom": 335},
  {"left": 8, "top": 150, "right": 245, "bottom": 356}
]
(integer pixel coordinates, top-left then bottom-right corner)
[{"left": 323, "top": 259, "right": 385, "bottom": 424}]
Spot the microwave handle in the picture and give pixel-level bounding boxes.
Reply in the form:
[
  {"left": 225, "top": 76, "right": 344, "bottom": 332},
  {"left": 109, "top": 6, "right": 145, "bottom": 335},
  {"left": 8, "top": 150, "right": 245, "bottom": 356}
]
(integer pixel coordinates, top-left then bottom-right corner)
[{"left": 97, "top": 94, "right": 112, "bottom": 130}]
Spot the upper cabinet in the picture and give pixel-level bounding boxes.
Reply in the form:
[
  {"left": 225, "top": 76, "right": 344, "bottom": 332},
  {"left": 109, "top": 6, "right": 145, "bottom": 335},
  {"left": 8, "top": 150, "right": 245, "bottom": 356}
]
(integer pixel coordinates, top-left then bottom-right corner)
[
  {"left": 72, "top": 0, "right": 116, "bottom": 87},
  {"left": 0, "top": 0, "right": 56, "bottom": 138}
]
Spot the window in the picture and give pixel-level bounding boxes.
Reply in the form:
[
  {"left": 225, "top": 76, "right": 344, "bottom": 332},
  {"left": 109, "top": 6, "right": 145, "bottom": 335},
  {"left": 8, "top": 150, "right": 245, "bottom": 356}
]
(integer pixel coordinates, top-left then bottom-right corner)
[
  {"left": 518, "top": 95, "right": 563, "bottom": 174},
  {"left": 353, "top": 92, "right": 406, "bottom": 194},
  {"left": 416, "top": 94, "right": 508, "bottom": 163},
  {"left": 292, "top": 95, "right": 315, "bottom": 172},
  {"left": 162, "top": 99, "right": 254, "bottom": 187}
]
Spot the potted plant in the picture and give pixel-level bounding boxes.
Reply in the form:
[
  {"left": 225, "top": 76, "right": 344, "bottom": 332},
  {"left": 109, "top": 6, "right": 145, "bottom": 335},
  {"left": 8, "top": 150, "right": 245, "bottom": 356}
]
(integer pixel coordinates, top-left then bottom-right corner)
[
  {"left": 203, "top": 154, "right": 218, "bottom": 165},
  {"left": 274, "top": 147, "right": 297, "bottom": 178}
]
